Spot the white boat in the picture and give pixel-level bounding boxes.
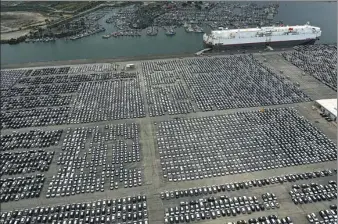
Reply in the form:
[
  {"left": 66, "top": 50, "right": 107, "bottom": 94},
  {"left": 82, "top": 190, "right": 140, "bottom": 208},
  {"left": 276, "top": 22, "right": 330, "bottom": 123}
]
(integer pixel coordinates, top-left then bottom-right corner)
[
  {"left": 203, "top": 22, "right": 321, "bottom": 49},
  {"left": 185, "top": 24, "right": 194, "bottom": 33},
  {"left": 194, "top": 25, "right": 204, "bottom": 33}
]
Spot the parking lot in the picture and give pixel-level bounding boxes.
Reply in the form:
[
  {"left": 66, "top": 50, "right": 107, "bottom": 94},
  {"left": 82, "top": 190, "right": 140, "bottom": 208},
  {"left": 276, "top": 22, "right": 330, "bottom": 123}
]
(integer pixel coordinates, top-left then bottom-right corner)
[
  {"left": 155, "top": 108, "right": 336, "bottom": 182},
  {"left": 141, "top": 55, "right": 311, "bottom": 116},
  {"left": 0, "top": 53, "right": 337, "bottom": 224},
  {"left": 281, "top": 45, "right": 337, "bottom": 92}
]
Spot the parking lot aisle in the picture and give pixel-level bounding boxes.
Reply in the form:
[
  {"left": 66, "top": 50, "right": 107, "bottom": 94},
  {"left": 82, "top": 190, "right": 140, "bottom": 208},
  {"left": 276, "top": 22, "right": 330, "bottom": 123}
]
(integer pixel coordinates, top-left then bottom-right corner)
[
  {"left": 137, "top": 63, "right": 149, "bottom": 116},
  {"left": 147, "top": 194, "right": 166, "bottom": 224},
  {"left": 255, "top": 54, "right": 337, "bottom": 100},
  {"left": 139, "top": 118, "right": 161, "bottom": 189},
  {"left": 139, "top": 118, "right": 164, "bottom": 224}
]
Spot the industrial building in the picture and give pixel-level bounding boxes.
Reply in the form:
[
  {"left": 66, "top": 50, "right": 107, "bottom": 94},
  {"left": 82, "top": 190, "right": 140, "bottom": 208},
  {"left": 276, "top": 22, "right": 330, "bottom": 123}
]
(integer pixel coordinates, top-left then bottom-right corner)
[{"left": 315, "top": 98, "right": 337, "bottom": 122}]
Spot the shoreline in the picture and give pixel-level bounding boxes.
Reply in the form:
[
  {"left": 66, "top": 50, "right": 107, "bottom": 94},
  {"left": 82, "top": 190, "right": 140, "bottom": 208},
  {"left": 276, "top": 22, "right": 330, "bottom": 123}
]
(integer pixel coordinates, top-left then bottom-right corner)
[
  {"left": 0, "top": 52, "right": 197, "bottom": 69},
  {"left": 1, "top": 48, "right": 296, "bottom": 69}
]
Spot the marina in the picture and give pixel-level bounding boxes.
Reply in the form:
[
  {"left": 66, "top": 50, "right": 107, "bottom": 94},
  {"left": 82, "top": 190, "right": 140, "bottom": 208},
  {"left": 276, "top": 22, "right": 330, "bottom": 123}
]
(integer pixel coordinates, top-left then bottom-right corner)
[
  {"left": 68, "top": 27, "right": 106, "bottom": 41},
  {"left": 1, "top": 2, "right": 336, "bottom": 65},
  {"left": 164, "top": 27, "right": 176, "bottom": 36},
  {"left": 25, "top": 37, "right": 56, "bottom": 43},
  {"left": 146, "top": 27, "right": 158, "bottom": 36},
  {"left": 6, "top": 2, "right": 280, "bottom": 45},
  {"left": 102, "top": 30, "right": 142, "bottom": 39},
  {"left": 184, "top": 23, "right": 204, "bottom": 33}
]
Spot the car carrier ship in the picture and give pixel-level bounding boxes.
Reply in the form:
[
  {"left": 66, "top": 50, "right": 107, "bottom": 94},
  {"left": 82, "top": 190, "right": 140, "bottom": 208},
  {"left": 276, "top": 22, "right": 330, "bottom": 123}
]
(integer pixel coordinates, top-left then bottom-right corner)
[{"left": 203, "top": 22, "right": 321, "bottom": 50}]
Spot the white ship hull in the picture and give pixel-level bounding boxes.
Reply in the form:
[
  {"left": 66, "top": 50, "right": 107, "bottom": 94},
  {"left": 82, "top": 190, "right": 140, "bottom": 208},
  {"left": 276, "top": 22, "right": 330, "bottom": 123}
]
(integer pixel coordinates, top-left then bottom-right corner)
[
  {"left": 204, "top": 38, "right": 317, "bottom": 50},
  {"left": 203, "top": 23, "right": 321, "bottom": 50}
]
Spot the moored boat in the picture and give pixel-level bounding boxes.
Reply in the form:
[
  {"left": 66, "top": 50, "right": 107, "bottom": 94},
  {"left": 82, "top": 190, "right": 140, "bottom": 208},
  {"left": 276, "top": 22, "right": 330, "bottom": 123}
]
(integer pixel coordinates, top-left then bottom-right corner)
[{"left": 165, "top": 29, "right": 176, "bottom": 36}]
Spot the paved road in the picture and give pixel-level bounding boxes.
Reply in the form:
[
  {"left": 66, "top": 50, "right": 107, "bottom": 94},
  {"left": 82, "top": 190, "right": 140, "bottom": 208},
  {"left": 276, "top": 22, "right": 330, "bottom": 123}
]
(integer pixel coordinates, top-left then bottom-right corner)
[{"left": 1, "top": 48, "right": 295, "bottom": 69}]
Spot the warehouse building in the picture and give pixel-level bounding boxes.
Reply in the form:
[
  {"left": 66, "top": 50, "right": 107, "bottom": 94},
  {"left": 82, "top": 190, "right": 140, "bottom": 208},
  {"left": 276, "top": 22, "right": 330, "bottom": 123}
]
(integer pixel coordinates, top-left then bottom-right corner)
[{"left": 314, "top": 99, "right": 337, "bottom": 122}]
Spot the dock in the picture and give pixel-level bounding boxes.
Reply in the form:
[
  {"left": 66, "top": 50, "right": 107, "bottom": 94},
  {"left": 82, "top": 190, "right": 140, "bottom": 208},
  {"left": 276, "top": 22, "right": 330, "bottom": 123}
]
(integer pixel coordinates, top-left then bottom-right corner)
[
  {"left": 266, "top": 46, "right": 274, "bottom": 51},
  {"left": 195, "top": 48, "right": 212, "bottom": 55}
]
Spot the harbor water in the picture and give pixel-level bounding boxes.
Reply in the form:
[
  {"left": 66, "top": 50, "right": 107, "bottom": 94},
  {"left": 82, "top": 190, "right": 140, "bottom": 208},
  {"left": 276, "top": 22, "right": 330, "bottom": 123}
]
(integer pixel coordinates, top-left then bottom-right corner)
[{"left": 1, "top": 2, "right": 337, "bottom": 66}]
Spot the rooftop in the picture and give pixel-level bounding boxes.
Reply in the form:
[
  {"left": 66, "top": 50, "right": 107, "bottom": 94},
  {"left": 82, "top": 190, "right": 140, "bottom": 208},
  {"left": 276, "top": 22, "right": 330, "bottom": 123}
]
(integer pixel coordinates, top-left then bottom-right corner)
[{"left": 316, "top": 98, "right": 337, "bottom": 117}]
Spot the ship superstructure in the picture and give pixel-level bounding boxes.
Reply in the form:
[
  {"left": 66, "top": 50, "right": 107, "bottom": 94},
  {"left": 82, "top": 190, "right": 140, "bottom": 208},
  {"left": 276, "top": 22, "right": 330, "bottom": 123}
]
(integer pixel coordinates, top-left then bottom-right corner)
[{"left": 203, "top": 23, "right": 321, "bottom": 49}]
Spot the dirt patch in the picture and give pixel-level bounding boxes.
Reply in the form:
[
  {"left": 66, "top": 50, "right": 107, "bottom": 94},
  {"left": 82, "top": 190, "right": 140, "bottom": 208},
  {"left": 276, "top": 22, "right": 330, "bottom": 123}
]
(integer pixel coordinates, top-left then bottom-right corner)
[
  {"left": 53, "top": 2, "right": 87, "bottom": 11},
  {"left": 1, "top": 11, "right": 47, "bottom": 32},
  {"left": 1, "top": 29, "right": 30, "bottom": 41}
]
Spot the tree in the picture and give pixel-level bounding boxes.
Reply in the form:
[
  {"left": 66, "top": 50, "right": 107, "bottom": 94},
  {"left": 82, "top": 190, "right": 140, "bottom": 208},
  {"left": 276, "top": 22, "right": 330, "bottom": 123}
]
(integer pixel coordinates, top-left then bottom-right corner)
[
  {"left": 37, "top": 27, "right": 44, "bottom": 38},
  {"left": 80, "top": 18, "right": 85, "bottom": 26}
]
